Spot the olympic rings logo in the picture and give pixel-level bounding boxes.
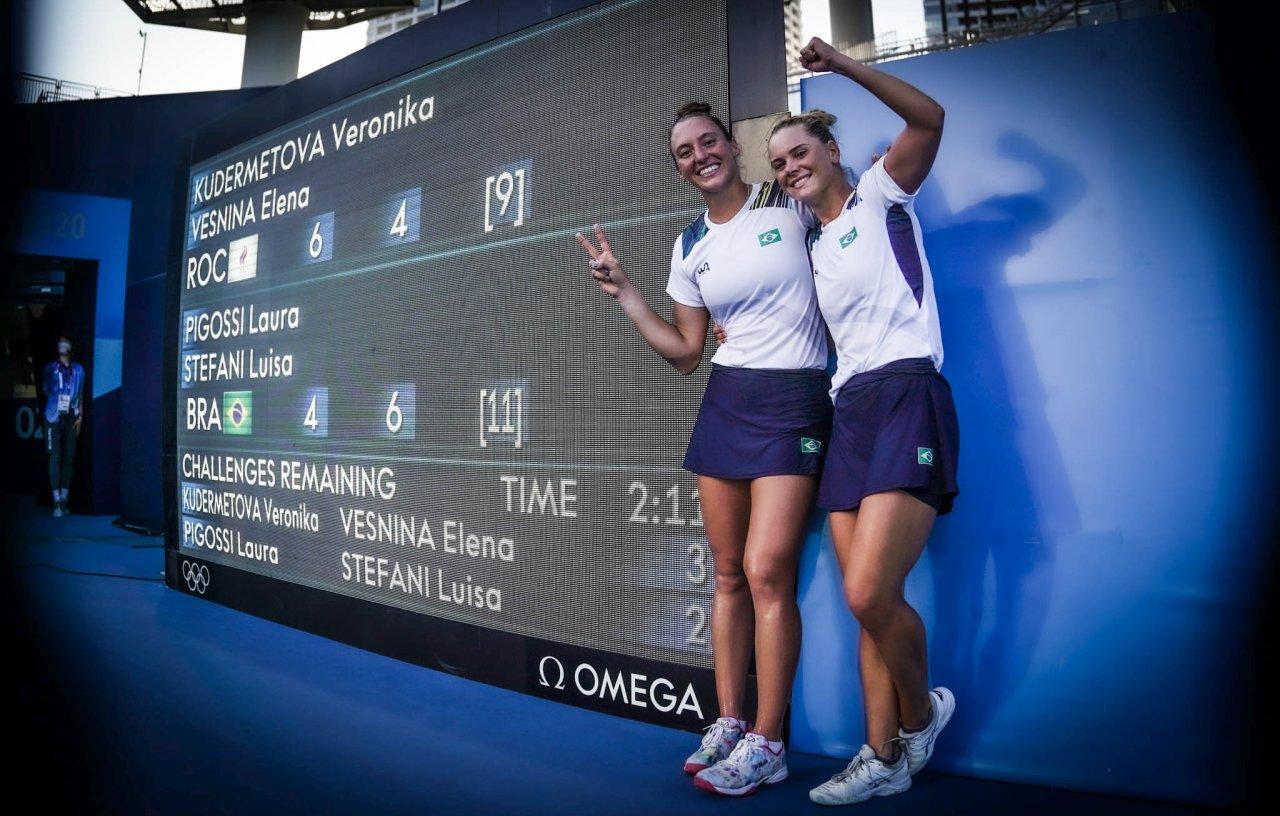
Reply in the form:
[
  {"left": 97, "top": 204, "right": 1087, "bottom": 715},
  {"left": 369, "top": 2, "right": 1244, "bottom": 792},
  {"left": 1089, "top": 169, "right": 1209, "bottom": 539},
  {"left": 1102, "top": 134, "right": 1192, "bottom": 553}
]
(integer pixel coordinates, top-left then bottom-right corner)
[{"left": 182, "top": 560, "right": 210, "bottom": 595}]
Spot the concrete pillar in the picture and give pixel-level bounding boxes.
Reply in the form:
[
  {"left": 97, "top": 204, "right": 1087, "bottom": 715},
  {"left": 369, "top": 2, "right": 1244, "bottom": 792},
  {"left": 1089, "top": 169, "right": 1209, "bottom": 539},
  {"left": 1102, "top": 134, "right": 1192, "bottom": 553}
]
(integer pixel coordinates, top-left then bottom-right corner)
[
  {"left": 830, "top": 0, "right": 876, "bottom": 60},
  {"left": 240, "top": 1, "right": 308, "bottom": 88},
  {"left": 733, "top": 113, "right": 789, "bottom": 184}
]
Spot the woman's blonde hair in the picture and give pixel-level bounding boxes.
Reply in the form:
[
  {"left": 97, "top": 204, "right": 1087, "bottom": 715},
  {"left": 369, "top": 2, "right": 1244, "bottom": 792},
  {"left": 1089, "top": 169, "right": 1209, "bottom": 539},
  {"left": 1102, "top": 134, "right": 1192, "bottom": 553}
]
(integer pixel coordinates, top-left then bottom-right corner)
[
  {"left": 769, "top": 109, "right": 838, "bottom": 146},
  {"left": 769, "top": 111, "right": 888, "bottom": 167}
]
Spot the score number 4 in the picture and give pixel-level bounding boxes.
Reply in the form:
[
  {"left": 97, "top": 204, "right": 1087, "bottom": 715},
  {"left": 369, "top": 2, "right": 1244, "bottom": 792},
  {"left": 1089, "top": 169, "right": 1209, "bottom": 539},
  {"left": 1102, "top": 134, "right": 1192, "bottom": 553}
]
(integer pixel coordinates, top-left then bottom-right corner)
[
  {"left": 301, "top": 387, "right": 329, "bottom": 436},
  {"left": 384, "top": 189, "right": 421, "bottom": 245}
]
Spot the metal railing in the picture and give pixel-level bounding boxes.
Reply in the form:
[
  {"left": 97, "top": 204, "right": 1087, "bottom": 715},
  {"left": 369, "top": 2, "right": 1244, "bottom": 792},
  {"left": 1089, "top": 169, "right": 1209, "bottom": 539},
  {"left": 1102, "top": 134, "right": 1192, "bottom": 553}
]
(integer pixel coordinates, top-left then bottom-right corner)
[
  {"left": 788, "top": 0, "right": 1199, "bottom": 94},
  {"left": 13, "top": 72, "right": 135, "bottom": 105}
]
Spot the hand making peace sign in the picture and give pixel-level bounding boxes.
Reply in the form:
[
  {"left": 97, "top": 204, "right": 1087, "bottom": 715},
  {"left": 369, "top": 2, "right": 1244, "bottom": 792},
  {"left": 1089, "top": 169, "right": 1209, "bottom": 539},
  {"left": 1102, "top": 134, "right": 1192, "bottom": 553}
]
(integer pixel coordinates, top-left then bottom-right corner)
[{"left": 575, "top": 224, "right": 634, "bottom": 300}]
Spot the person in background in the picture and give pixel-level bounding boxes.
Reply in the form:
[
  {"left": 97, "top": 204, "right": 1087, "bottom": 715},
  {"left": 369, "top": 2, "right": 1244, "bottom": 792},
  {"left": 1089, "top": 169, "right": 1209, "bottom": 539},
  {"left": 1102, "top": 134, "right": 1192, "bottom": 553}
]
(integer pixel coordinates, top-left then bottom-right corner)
[{"left": 43, "top": 333, "right": 85, "bottom": 517}]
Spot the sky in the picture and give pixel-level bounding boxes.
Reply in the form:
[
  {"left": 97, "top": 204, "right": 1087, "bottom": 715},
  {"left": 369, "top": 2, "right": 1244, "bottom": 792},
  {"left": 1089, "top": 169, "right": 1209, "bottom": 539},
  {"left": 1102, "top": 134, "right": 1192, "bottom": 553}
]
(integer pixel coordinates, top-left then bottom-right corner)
[
  {"left": 13, "top": 0, "right": 369, "bottom": 94},
  {"left": 13, "top": 0, "right": 926, "bottom": 96}
]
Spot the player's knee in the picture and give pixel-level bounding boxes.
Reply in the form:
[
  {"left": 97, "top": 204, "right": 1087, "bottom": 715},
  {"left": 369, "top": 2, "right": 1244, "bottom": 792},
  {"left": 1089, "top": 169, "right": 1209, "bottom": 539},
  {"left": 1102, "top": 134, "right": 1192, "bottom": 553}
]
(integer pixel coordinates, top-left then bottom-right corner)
[
  {"left": 714, "top": 562, "right": 749, "bottom": 595},
  {"left": 743, "top": 554, "right": 792, "bottom": 600},
  {"left": 844, "top": 580, "right": 896, "bottom": 630}
]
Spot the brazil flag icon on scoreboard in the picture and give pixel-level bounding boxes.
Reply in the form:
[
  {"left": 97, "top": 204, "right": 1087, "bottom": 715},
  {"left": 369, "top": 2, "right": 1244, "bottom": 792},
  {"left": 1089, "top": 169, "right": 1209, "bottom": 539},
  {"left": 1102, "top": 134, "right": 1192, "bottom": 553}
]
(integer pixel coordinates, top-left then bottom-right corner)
[{"left": 222, "top": 391, "right": 253, "bottom": 435}]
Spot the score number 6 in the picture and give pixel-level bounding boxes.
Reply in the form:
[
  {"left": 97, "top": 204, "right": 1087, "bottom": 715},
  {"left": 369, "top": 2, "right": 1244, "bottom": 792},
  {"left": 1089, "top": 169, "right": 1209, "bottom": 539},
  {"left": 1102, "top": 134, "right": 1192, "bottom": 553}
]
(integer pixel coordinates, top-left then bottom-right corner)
[
  {"left": 386, "top": 390, "right": 402, "bottom": 434},
  {"left": 304, "top": 212, "right": 334, "bottom": 264},
  {"left": 309, "top": 221, "right": 324, "bottom": 259},
  {"left": 381, "top": 384, "right": 415, "bottom": 438}
]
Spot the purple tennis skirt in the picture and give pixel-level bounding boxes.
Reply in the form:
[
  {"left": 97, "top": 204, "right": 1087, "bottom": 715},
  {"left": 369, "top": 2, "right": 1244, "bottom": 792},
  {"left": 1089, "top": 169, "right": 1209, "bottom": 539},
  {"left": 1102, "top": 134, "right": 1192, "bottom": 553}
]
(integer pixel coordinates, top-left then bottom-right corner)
[
  {"left": 683, "top": 364, "right": 833, "bottom": 480},
  {"left": 817, "top": 357, "right": 960, "bottom": 514}
]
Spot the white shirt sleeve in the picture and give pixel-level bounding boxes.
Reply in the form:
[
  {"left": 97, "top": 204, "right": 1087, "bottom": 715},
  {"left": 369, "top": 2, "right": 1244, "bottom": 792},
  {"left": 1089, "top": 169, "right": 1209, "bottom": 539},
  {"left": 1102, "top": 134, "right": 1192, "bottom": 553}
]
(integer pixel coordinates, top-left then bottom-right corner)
[
  {"left": 858, "top": 156, "right": 916, "bottom": 210},
  {"left": 665, "top": 235, "right": 704, "bottom": 308}
]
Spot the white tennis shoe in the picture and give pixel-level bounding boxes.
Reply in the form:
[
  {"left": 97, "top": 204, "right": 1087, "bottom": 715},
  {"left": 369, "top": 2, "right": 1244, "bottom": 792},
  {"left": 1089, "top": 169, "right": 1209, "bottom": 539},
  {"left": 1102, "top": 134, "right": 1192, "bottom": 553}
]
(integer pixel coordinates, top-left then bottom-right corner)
[
  {"left": 809, "top": 744, "right": 911, "bottom": 806},
  {"left": 694, "top": 732, "right": 788, "bottom": 796},
  {"left": 900, "top": 687, "right": 955, "bottom": 775},
  {"left": 683, "top": 717, "right": 744, "bottom": 775}
]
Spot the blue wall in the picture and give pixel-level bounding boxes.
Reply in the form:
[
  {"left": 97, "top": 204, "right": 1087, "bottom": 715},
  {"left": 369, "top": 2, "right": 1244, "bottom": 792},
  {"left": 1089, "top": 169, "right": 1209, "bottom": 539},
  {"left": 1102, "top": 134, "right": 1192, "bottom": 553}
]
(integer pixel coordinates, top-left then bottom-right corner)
[{"left": 792, "top": 12, "right": 1276, "bottom": 806}]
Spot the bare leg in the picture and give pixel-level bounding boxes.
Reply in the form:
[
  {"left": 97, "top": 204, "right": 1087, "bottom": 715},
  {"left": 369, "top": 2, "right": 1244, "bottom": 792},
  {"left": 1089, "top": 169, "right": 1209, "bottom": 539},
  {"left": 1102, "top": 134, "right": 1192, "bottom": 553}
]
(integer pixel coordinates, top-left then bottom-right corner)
[
  {"left": 742, "top": 475, "right": 815, "bottom": 740},
  {"left": 831, "top": 491, "right": 937, "bottom": 753},
  {"left": 831, "top": 509, "right": 901, "bottom": 756},
  {"left": 698, "top": 475, "right": 753, "bottom": 721}
]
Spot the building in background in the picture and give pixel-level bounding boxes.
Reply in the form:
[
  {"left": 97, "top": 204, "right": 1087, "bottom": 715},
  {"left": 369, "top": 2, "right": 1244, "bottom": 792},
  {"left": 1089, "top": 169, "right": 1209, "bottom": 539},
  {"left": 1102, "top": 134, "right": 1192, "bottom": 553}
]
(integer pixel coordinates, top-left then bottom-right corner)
[
  {"left": 784, "top": 0, "right": 804, "bottom": 75},
  {"left": 876, "top": 0, "right": 1189, "bottom": 62},
  {"left": 924, "top": 0, "right": 1050, "bottom": 35},
  {"left": 829, "top": 0, "right": 876, "bottom": 57},
  {"left": 367, "top": 0, "right": 472, "bottom": 44},
  {"left": 924, "top": 0, "right": 1177, "bottom": 37}
]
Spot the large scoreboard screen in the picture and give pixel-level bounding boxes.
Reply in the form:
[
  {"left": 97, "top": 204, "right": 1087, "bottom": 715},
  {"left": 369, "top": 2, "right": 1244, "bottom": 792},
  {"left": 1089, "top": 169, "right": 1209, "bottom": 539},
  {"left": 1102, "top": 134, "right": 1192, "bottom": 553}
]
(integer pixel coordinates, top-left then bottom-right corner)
[{"left": 166, "top": 0, "right": 729, "bottom": 728}]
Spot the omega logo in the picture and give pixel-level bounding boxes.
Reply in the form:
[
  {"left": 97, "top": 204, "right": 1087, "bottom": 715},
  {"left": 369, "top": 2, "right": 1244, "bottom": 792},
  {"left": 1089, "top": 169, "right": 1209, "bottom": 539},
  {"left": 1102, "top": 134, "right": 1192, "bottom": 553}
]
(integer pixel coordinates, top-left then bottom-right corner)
[
  {"left": 538, "top": 655, "right": 566, "bottom": 690},
  {"left": 536, "top": 654, "right": 704, "bottom": 717}
]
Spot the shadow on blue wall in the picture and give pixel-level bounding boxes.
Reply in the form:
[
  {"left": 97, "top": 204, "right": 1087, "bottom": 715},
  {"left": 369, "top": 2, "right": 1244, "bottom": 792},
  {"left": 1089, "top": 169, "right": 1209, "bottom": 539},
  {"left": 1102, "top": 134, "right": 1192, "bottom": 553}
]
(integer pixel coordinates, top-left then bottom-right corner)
[
  {"left": 919, "top": 131, "right": 1085, "bottom": 757},
  {"left": 791, "top": 131, "right": 1088, "bottom": 768},
  {"left": 797, "top": 16, "right": 1276, "bottom": 803}
]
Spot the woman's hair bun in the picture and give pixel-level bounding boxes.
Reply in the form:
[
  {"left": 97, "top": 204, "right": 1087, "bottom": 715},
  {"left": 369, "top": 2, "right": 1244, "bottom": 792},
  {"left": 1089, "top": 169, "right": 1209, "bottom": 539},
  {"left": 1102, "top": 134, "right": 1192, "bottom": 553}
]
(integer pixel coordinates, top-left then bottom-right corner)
[
  {"left": 676, "top": 101, "right": 713, "bottom": 119},
  {"left": 768, "top": 108, "right": 839, "bottom": 145},
  {"left": 805, "top": 109, "right": 838, "bottom": 128},
  {"left": 671, "top": 101, "right": 732, "bottom": 146}
]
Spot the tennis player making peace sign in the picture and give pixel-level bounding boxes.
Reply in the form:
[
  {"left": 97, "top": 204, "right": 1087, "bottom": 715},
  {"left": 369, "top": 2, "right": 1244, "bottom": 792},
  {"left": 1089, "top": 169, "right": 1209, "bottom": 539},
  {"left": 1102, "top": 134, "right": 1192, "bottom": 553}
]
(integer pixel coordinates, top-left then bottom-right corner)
[{"left": 576, "top": 102, "right": 832, "bottom": 797}]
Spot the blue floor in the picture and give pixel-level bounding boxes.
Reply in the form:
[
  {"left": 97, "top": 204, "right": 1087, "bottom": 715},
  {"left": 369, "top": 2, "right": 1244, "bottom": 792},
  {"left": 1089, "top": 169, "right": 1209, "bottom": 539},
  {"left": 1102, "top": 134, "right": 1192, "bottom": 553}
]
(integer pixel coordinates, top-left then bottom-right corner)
[{"left": 5, "top": 497, "right": 1212, "bottom": 815}]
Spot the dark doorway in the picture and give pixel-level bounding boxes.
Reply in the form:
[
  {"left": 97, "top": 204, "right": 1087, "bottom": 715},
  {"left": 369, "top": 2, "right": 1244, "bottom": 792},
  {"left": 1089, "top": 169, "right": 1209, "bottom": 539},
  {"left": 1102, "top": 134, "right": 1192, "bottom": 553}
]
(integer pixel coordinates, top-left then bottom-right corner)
[{"left": 1, "top": 253, "right": 98, "bottom": 511}]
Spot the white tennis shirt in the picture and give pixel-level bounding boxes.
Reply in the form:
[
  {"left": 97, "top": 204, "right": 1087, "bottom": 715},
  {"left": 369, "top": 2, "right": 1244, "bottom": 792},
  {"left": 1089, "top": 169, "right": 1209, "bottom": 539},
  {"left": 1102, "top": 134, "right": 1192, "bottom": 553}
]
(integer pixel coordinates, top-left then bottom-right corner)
[
  {"left": 666, "top": 182, "right": 828, "bottom": 371},
  {"left": 809, "top": 158, "right": 944, "bottom": 397}
]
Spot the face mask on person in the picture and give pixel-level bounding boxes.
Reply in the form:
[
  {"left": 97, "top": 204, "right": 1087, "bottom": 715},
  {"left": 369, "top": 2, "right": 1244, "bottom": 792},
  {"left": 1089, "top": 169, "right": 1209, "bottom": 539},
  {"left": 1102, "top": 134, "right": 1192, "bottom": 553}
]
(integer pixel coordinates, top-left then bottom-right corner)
[{"left": 58, "top": 341, "right": 71, "bottom": 355}]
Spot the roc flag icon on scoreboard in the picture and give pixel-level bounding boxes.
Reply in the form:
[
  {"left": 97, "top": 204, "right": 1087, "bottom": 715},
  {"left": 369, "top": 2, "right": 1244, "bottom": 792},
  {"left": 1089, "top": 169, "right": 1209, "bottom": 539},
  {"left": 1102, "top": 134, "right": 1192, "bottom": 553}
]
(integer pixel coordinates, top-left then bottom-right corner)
[
  {"left": 223, "top": 391, "right": 253, "bottom": 435},
  {"left": 227, "top": 234, "right": 259, "bottom": 283}
]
